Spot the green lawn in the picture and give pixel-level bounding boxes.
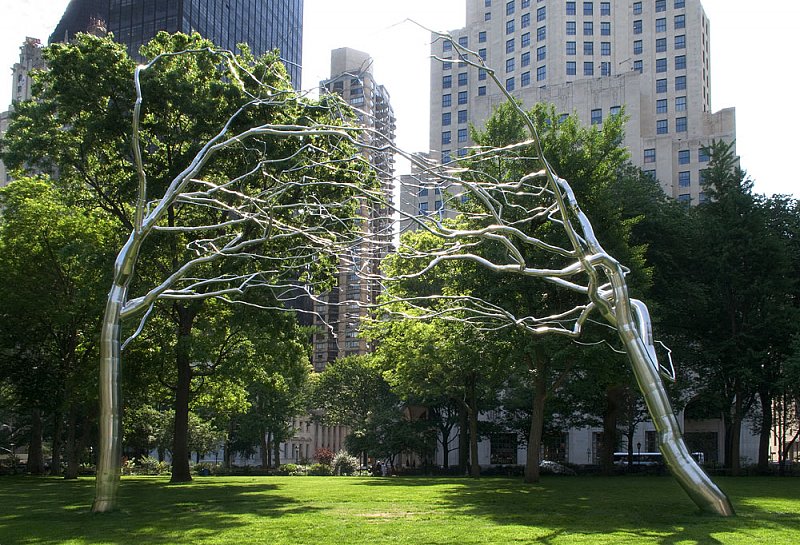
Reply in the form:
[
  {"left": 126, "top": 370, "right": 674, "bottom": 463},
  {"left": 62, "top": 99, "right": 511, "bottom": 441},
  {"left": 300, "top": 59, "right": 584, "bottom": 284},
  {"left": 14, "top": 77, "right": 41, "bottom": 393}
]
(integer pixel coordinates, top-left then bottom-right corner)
[{"left": 0, "top": 475, "right": 798, "bottom": 544}]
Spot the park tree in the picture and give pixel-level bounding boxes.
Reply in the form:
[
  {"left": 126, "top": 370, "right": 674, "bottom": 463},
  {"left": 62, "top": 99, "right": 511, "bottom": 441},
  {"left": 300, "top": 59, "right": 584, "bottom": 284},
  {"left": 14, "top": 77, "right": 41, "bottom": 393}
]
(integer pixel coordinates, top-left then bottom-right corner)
[
  {"left": 2, "top": 32, "right": 378, "bottom": 512},
  {"left": 0, "top": 177, "right": 117, "bottom": 477}
]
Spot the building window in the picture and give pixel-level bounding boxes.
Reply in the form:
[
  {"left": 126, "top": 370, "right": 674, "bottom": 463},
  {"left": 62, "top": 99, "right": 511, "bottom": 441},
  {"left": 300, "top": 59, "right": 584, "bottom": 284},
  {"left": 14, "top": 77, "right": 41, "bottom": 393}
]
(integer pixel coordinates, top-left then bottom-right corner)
[
  {"left": 506, "top": 57, "right": 515, "bottom": 72},
  {"left": 478, "top": 85, "right": 487, "bottom": 96},
  {"left": 521, "top": 51, "right": 531, "bottom": 66},
  {"left": 656, "top": 18, "right": 666, "bottom": 33},
  {"left": 567, "top": 21, "right": 577, "bottom": 35},
  {"left": 479, "top": 68, "right": 487, "bottom": 80},
  {"left": 699, "top": 148, "right": 710, "bottom": 162},
  {"left": 458, "top": 90, "right": 468, "bottom": 104},
  {"left": 584, "top": 61, "right": 594, "bottom": 76},
  {"left": 443, "top": 41, "right": 452, "bottom": 52},
  {"left": 442, "top": 94, "right": 452, "bottom": 107},
  {"left": 584, "top": 1, "right": 593, "bottom": 15},
  {"left": 442, "top": 112, "right": 452, "bottom": 125},
  {"left": 486, "top": 11, "right": 492, "bottom": 21},
  {"left": 633, "top": 20, "right": 642, "bottom": 34},
  {"left": 634, "top": 60, "right": 643, "bottom": 73},
  {"left": 656, "top": 37, "right": 667, "bottom": 53},
  {"left": 601, "top": 21, "right": 611, "bottom": 35},
  {"left": 458, "top": 128, "right": 468, "bottom": 142},
  {"left": 442, "top": 131, "right": 451, "bottom": 144},
  {"left": 459, "top": 36, "right": 469, "bottom": 47},
  {"left": 566, "top": 61, "right": 577, "bottom": 75},
  {"left": 610, "top": 105, "right": 621, "bottom": 116},
  {"left": 521, "top": 32, "right": 531, "bottom": 48},
  {"left": 419, "top": 201, "right": 429, "bottom": 214},
  {"left": 675, "top": 55, "right": 686, "bottom": 70},
  {"left": 537, "top": 6, "right": 546, "bottom": 22},
  {"left": 458, "top": 72, "right": 468, "bottom": 86},
  {"left": 656, "top": 99, "right": 667, "bottom": 114},
  {"left": 657, "top": 119, "right": 668, "bottom": 134},
  {"left": 485, "top": 0, "right": 492, "bottom": 6},
  {"left": 656, "top": 58, "right": 667, "bottom": 73},
  {"left": 442, "top": 75, "right": 452, "bottom": 88},
  {"left": 675, "top": 14, "right": 685, "bottom": 29},
  {"left": 507, "top": 0, "right": 515, "bottom": 16},
  {"left": 675, "top": 35, "right": 686, "bottom": 49},
  {"left": 601, "top": 2, "right": 610, "bottom": 15},
  {"left": 537, "top": 65, "right": 546, "bottom": 80},
  {"left": 479, "top": 48, "right": 487, "bottom": 60},
  {"left": 567, "top": 41, "right": 577, "bottom": 55},
  {"left": 522, "top": 12, "right": 531, "bottom": 28},
  {"left": 633, "top": 40, "right": 642, "bottom": 54},
  {"left": 584, "top": 21, "right": 593, "bottom": 35},
  {"left": 656, "top": 0, "right": 666, "bottom": 12},
  {"left": 675, "top": 96, "right": 687, "bottom": 111},
  {"left": 699, "top": 191, "right": 708, "bottom": 203},
  {"left": 675, "top": 0, "right": 685, "bottom": 8},
  {"left": 601, "top": 42, "right": 611, "bottom": 56},
  {"left": 591, "top": 108, "right": 602, "bottom": 125},
  {"left": 600, "top": 61, "right": 611, "bottom": 75},
  {"left": 644, "top": 169, "right": 656, "bottom": 179},
  {"left": 506, "top": 38, "right": 515, "bottom": 54},
  {"left": 521, "top": 0, "right": 530, "bottom": 7},
  {"left": 676, "top": 116, "right": 687, "bottom": 132},
  {"left": 678, "top": 149, "right": 690, "bottom": 164},
  {"left": 506, "top": 76, "right": 515, "bottom": 91},
  {"left": 679, "top": 171, "right": 691, "bottom": 187},
  {"left": 584, "top": 41, "right": 594, "bottom": 55},
  {"left": 443, "top": 60, "right": 452, "bottom": 70},
  {"left": 521, "top": 71, "right": 531, "bottom": 86},
  {"left": 479, "top": 31, "right": 487, "bottom": 43},
  {"left": 458, "top": 109, "right": 468, "bottom": 123},
  {"left": 490, "top": 433, "right": 518, "bottom": 465},
  {"left": 566, "top": 1, "right": 577, "bottom": 15},
  {"left": 507, "top": 19, "right": 515, "bottom": 33},
  {"left": 677, "top": 193, "right": 691, "bottom": 203},
  {"left": 537, "top": 26, "right": 547, "bottom": 41},
  {"left": 656, "top": 78, "right": 667, "bottom": 93},
  {"left": 644, "top": 148, "right": 656, "bottom": 163},
  {"left": 633, "top": 2, "right": 642, "bottom": 15},
  {"left": 442, "top": 150, "right": 451, "bottom": 163},
  {"left": 675, "top": 75, "right": 686, "bottom": 90},
  {"left": 537, "top": 45, "right": 546, "bottom": 60}
]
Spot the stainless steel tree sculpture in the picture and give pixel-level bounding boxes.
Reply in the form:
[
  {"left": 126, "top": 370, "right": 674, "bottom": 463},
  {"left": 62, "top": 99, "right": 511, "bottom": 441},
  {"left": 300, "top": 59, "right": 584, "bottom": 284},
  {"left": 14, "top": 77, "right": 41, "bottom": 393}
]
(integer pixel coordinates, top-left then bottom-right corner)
[
  {"left": 92, "top": 48, "right": 383, "bottom": 512},
  {"left": 371, "top": 31, "right": 734, "bottom": 516}
]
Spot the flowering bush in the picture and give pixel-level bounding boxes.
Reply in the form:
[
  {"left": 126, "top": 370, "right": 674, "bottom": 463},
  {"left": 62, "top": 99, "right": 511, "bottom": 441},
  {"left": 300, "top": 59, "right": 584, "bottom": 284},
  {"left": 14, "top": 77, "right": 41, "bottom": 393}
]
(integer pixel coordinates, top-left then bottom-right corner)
[{"left": 314, "top": 447, "right": 335, "bottom": 466}]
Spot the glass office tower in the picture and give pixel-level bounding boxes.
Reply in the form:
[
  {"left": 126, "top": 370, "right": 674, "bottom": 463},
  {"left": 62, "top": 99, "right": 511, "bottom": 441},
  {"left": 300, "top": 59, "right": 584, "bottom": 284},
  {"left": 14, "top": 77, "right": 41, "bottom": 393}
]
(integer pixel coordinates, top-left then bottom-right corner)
[{"left": 49, "top": 0, "right": 303, "bottom": 87}]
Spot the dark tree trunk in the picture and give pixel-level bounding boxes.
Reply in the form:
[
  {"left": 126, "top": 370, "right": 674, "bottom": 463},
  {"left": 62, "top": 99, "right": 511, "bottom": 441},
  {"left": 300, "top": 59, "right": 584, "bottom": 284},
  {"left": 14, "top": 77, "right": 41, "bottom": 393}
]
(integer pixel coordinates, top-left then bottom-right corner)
[
  {"left": 458, "top": 405, "right": 469, "bottom": 474},
  {"left": 757, "top": 389, "right": 773, "bottom": 472},
  {"left": 273, "top": 435, "right": 281, "bottom": 467},
  {"left": 601, "top": 385, "right": 623, "bottom": 476},
  {"left": 50, "top": 410, "right": 64, "bottom": 477},
  {"left": 259, "top": 426, "right": 269, "bottom": 469},
  {"left": 728, "top": 393, "right": 743, "bottom": 476},
  {"left": 524, "top": 347, "right": 548, "bottom": 484},
  {"left": 64, "top": 407, "right": 80, "bottom": 479},
  {"left": 27, "top": 409, "right": 46, "bottom": 475},
  {"left": 467, "top": 375, "right": 480, "bottom": 478},
  {"left": 170, "top": 303, "right": 197, "bottom": 483}
]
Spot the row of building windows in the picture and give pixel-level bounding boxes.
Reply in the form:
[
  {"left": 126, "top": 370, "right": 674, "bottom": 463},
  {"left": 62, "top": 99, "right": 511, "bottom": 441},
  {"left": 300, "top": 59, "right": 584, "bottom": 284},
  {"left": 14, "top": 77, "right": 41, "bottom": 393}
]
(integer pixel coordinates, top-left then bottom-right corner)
[
  {"left": 565, "top": 61, "right": 612, "bottom": 76},
  {"left": 565, "top": 1, "right": 612, "bottom": 16},
  {"left": 656, "top": 116, "right": 688, "bottom": 134},
  {"left": 644, "top": 147, "right": 711, "bottom": 164},
  {"left": 566, "top": 20, "right": 612, "bottom": 35},
  {"left": 634, "top": 0, "right": 685, "bottom": 14}
]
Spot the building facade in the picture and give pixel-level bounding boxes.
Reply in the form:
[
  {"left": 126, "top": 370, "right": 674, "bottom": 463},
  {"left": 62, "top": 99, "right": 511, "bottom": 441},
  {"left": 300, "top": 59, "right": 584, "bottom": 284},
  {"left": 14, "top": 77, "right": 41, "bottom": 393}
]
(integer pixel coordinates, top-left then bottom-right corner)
[
  {"left": 427, "top": 0, "right": 735, "bottom": 205},
  {"left": 49, "top": 0, "right": 303, "bottom": 87},
  {"left": 311, "top": 47, "right": 397, "bottom": 371}
]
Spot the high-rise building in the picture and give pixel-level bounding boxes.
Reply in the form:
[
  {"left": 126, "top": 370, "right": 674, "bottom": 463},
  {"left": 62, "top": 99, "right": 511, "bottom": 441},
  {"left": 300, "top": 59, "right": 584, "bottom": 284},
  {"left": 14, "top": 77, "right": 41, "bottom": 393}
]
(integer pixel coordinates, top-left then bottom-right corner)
[
  {"left": 49, "top": 0, "right": 303, "bottom": 87},
  {"left": 426, "top": 0, "right": 734, "bottom": 205},
  {"left": 310, "top": 47, "right": 396, "bottom": 371},
  {"left": 1, "top": 37, "right": 47, "bottom": 186}
]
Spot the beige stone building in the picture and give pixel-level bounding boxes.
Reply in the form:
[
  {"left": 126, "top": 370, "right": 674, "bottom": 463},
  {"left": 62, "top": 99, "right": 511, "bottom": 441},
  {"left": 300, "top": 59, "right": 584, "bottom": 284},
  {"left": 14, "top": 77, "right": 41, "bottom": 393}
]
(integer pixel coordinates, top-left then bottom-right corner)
[{"left": 424, "top": 0, "right": 734, "bottom": 206}]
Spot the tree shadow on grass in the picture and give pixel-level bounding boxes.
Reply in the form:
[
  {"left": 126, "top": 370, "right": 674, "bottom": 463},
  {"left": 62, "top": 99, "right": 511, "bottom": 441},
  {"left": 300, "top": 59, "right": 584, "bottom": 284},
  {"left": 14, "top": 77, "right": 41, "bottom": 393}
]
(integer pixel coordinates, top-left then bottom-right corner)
[
  {"left": 358, "top": 475, "right": 800, "bottom": 545},
  {"left": 0, "top": 476, "right": 321, "bottom": 545}
]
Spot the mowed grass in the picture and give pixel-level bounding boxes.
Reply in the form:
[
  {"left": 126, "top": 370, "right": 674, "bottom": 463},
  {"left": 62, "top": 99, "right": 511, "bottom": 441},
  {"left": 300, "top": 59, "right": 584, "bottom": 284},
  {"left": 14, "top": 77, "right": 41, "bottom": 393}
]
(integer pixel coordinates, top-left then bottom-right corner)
[{"left": 0, "top": 475, "right": 798, "bottom": 544}]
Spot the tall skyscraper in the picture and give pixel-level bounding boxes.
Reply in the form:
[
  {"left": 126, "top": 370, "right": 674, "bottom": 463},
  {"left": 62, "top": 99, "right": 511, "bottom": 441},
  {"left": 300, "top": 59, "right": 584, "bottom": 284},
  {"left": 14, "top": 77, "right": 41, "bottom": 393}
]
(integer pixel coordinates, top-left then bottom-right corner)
[
  {"left": 49, "top": 0, "right": 304, "bottom": 87},
  {"left": 426, "top": 0, "right": 734, "bottom": 204},
  {"left": 311, "top": 47, "right": 396, "bottom": 371}
]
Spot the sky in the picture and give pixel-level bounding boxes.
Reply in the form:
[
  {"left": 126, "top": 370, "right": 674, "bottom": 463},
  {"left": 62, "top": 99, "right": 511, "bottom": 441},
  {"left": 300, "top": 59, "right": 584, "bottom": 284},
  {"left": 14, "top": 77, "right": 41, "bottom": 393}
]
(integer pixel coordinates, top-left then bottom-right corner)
[{"left": 0, "top": 0, "right": 796, "bottom": 198}]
